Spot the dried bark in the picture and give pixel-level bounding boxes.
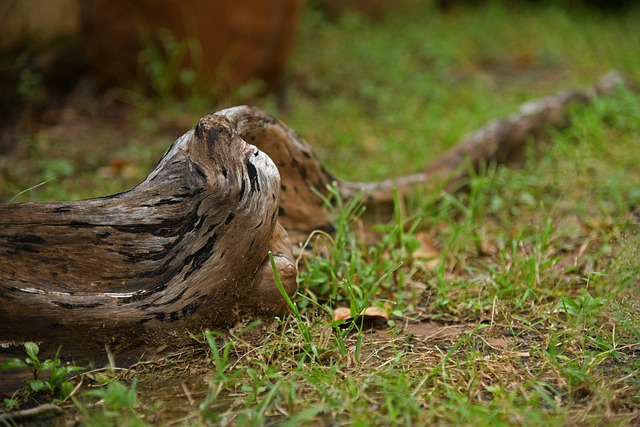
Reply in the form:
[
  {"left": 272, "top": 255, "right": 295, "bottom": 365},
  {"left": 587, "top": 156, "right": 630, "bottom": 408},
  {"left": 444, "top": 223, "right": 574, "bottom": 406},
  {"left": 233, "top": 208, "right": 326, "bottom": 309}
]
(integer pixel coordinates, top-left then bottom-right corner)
[
  {"left": 0, "top": 72, "right": 626, "bottom": 386},
  {"left": 222, "top": 106, "right": 336, "bottom": 245},
  {"left": 0, "top": 113, "right": 297, "bottom": 365}
]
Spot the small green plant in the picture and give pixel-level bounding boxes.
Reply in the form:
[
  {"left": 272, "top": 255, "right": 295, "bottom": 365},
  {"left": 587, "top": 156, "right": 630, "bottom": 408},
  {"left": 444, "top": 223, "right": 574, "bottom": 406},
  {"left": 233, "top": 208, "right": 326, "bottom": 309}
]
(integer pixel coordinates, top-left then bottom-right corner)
[
  {"left": 0, "top": 342, "right": 83, "bottom": 402},
  {"left": 299, "top": 184, "right": 367, "bottom": 303},
  {"left": 557, "top": 288, "right": 606, "bottom": 326},
  {"left": 300, "top": 184, "right": 408, "bottom": 311},
  {"left": 198, "top": 329, "right": 239, "bottom": 416},
  {"left": 270, "top": 251, "right": 320, "bottom": 359},
  {"left": 74, "top": 376, "right": 148, "bottom": 427}
]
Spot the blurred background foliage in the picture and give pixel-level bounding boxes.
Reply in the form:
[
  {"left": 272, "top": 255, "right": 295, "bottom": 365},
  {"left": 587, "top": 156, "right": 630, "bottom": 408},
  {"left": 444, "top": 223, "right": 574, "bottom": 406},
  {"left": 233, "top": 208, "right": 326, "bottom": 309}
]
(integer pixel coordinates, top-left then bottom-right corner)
[{"left": 0, "top": 0, "right": 638, "bottom": 202}]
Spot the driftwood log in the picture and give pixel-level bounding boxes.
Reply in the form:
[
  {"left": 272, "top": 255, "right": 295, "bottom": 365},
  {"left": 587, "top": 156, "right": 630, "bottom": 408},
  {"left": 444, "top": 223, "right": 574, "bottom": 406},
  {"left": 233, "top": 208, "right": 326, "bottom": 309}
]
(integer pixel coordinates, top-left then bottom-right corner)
[
  {"left": 0, "top": 72, "right": 625, "bottom": 391},
  {"left": 0, "top": 112, "right": 300, "bottom": 362}
]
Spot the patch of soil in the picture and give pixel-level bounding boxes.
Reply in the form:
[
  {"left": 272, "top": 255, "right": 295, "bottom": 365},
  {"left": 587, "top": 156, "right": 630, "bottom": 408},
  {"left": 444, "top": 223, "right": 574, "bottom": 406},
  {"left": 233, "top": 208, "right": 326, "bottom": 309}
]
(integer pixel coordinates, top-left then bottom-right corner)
[
  {"left": 405, "top": 320, "right": 472, "bottom": 340},
  {"left": 0, "top": 79, "right": 202, "bottom": 203}
]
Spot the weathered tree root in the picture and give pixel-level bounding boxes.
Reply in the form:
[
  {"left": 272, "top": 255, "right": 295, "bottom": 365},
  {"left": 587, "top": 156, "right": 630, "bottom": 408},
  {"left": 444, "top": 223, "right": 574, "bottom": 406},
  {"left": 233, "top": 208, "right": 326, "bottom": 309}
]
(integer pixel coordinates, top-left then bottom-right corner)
[
  {"left": 0, "top": 113, "right": 298, "bottom": 366},
  {"left": 340, "top": 70, "right": 626, "bottom": 206},
  {"left": 0, "top": 72, "right": 626, "bottom": 389}
]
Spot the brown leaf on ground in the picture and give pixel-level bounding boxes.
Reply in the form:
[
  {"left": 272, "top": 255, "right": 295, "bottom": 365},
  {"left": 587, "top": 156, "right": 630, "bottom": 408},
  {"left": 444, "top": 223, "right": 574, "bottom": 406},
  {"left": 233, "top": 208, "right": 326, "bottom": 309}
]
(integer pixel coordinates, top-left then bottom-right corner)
[
  {"left": 412, "top": 232, "right": 441, "bottom": 271},
  {"left": 333, "top": 306, "right": 389, "bottom": 322}
]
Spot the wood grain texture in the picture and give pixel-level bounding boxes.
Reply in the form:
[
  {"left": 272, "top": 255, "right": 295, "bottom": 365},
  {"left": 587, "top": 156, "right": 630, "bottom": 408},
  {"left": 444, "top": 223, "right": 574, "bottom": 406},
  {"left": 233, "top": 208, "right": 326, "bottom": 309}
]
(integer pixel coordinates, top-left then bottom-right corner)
[
  {"left": 220, "top": 106, "right": 336, "bottom": 245},
  {"left": 0, "top": 112, "right": 296, "bottom": 365}
]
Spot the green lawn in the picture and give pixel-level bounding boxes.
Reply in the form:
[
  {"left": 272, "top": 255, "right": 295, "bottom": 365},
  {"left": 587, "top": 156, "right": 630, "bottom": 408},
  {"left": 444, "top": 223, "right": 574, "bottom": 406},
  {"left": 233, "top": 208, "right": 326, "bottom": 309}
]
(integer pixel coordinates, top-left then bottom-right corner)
[{"left": 2, "top": 1, "right": 640, "bottom": 425}]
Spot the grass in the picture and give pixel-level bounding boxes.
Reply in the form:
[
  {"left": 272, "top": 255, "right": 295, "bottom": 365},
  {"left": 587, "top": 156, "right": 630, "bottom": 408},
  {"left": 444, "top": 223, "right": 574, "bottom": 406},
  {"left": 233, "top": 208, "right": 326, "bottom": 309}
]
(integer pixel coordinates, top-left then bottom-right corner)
[{"left": 2, "top": 1, "right": 640, "bottom": 425}]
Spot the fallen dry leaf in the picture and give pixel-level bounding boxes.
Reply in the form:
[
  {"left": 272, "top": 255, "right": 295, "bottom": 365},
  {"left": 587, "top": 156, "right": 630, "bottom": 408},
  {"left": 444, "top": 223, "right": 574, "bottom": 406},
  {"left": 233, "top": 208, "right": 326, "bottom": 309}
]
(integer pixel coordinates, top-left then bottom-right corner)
[
  {"left": 333, "top": 306, "right": 389, "bottom": 322},
  {"left": 412, "top": 232, "right": 441, "bottom": 271}
]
